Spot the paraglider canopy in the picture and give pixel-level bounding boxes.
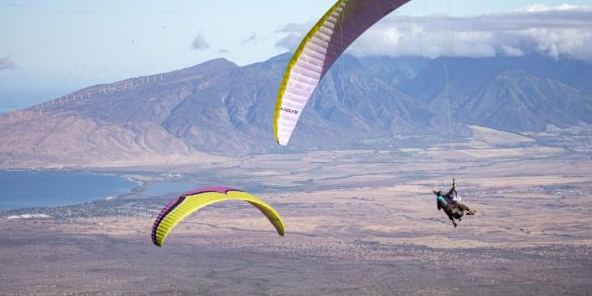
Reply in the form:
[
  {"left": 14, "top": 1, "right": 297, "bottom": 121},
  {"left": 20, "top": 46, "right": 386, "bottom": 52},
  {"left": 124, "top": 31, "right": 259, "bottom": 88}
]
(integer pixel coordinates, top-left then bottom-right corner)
[
  {"left": 151, "top": 186, "right": 284, "bottom": 247},
  {"left": 274, "top": 0, "right": 413, "bottom": 145}
]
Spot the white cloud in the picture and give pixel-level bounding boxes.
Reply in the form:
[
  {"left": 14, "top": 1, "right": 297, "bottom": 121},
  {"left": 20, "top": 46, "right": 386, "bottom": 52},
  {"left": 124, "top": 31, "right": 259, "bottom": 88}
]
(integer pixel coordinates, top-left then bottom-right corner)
[
  {"left": 275, "top": 5, "right": 592, "bottom": 63},
  {"left": 274, "top": 21, "right": 315, "bottom": 51},
  {"left": 500, "top": 45, "right": 524, "bottom": 57},
  {"left": 0, "top": 56, "right": 18, "bottom": 70},
  {"left": 240, "top": 33, "right": 258, "bottom": 45},
  {"left": 275, "top": 34, "right": 303, "bottom": 51},
  {"left": 519, "top": 3, "right": 590, "bottom": 12},
  {"left": 191, "top": 34, "right": 210, "bottom": 51}
]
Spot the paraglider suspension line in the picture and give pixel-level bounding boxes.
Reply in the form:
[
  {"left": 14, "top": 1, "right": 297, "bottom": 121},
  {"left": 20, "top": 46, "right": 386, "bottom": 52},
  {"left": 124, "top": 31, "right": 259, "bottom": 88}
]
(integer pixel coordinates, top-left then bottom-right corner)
[{"left": 442, "top": 61, "right": 455, "bottom": 178}]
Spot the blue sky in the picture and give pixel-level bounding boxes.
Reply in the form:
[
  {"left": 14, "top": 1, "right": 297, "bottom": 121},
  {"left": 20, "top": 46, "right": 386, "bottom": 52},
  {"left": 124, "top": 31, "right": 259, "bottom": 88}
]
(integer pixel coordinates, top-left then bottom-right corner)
[{"left": 1, "top": 0, "right": 592, "bottom": 111}]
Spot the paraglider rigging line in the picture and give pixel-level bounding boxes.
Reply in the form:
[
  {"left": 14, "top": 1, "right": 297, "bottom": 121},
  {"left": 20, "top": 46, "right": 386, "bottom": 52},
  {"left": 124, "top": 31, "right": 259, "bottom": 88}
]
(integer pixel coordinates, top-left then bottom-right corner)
[
  {"left": 442, "top": 60, "right": 455, "bottom": 179},
  {"left": 338, "top": 2, "right": 346, "bottom": 105}
]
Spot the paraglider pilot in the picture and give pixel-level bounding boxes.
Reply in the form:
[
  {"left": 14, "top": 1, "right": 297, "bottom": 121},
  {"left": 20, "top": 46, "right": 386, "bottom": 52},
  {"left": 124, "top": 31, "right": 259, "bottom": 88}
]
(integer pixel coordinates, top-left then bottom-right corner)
[{"left": 434, "top": 178, "right": 476, "bottom": 227}]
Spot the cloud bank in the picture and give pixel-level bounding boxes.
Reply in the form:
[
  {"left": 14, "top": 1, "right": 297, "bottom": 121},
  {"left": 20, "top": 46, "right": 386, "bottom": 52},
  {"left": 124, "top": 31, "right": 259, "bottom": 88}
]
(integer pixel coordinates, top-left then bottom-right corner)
[{"left": 275, "top": 5, "right": 592, "bottom": 63}]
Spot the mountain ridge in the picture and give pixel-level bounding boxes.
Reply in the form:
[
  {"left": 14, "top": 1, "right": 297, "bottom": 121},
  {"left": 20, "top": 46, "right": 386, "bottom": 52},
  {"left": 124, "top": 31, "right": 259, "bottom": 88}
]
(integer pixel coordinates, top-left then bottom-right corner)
[{"left": 0, "top": 53, "right": 591, "bottom": 168}]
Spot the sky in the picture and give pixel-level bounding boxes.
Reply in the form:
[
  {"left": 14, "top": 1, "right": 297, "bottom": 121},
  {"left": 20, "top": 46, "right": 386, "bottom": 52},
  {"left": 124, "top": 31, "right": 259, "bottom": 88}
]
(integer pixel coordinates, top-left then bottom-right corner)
[{"left": 1, "top": 0, "right": 592, "bottom": 112}]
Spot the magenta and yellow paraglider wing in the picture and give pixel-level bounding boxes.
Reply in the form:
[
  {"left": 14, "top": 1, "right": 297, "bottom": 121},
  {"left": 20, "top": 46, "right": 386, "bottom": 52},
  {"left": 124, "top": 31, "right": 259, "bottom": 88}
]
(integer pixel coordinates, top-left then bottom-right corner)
[
  {"left": 274, "top": 0, "right": 413, "bottom": 145},
  {"left": 151, "top": 187, "right": 284, "bottom": 247}
]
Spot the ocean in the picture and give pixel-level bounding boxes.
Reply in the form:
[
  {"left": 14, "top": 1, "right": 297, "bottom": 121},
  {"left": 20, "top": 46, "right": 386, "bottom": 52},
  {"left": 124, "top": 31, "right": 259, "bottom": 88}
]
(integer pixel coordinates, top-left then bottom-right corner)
[{"left": 0, "top": 170, "right": 138, "bottom": 210}]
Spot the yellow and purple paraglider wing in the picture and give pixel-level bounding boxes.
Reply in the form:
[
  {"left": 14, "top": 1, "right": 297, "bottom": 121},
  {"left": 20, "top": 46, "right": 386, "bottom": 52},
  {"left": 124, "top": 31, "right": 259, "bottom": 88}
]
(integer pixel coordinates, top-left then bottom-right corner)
[
  {"left": 274, "top": 0, "right": 412, "bottom": 145},
  {"left": 151, "top": 186, "right": 284, "bottom": 247}
]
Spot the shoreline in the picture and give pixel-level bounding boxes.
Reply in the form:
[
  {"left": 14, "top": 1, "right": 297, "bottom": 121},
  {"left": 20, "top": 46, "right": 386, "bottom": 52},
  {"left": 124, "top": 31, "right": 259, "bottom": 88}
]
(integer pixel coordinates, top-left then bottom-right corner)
[{"left": 0, "top": 170, "right": 145, "bottom": 213}]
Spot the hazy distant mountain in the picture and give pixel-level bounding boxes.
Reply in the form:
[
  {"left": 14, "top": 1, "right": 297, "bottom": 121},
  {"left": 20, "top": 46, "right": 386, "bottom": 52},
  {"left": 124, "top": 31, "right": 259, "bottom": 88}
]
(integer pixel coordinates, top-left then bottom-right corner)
[
  {"left": 399, "top": 56, "right": 592, "bottom": 132},
  {"left": 0, "top": 54, "right": 591, "bottom": 168}
]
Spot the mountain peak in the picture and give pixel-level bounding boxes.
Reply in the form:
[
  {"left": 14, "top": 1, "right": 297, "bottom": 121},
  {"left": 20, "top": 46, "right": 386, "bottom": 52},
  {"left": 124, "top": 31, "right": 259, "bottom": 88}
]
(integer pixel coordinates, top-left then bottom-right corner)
[
  {"left": 182, "top": 58, "right": 238, "bottom": 72},
  {"left": 265, "top": 52, "right": 293, "bottom": 63}
]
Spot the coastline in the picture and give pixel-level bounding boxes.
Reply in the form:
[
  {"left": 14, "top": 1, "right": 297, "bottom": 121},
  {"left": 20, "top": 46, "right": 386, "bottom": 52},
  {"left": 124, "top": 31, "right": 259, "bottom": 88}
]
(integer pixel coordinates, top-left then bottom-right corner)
[{"left": 0, "top": 170, "right": 143, "bottom": 213}]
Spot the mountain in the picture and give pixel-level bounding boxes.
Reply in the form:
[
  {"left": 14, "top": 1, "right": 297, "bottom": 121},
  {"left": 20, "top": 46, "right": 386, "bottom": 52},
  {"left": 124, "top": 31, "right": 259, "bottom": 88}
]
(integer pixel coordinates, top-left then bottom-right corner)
[
  {"left": 398, "top": 56, "right": 592, "bottom": 132},
  {"left": 0, "top": 54, "right": 591, "bottom": 168},
  {"left": 458, "top": 69, "right": 592, "bottom": 131}
]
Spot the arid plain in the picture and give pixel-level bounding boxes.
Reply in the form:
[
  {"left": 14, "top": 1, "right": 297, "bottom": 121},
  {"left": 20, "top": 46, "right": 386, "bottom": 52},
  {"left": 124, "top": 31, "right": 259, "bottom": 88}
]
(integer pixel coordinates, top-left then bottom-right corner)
[{"left": 2, "top": 126, "right": 592, "bottom": 296}]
